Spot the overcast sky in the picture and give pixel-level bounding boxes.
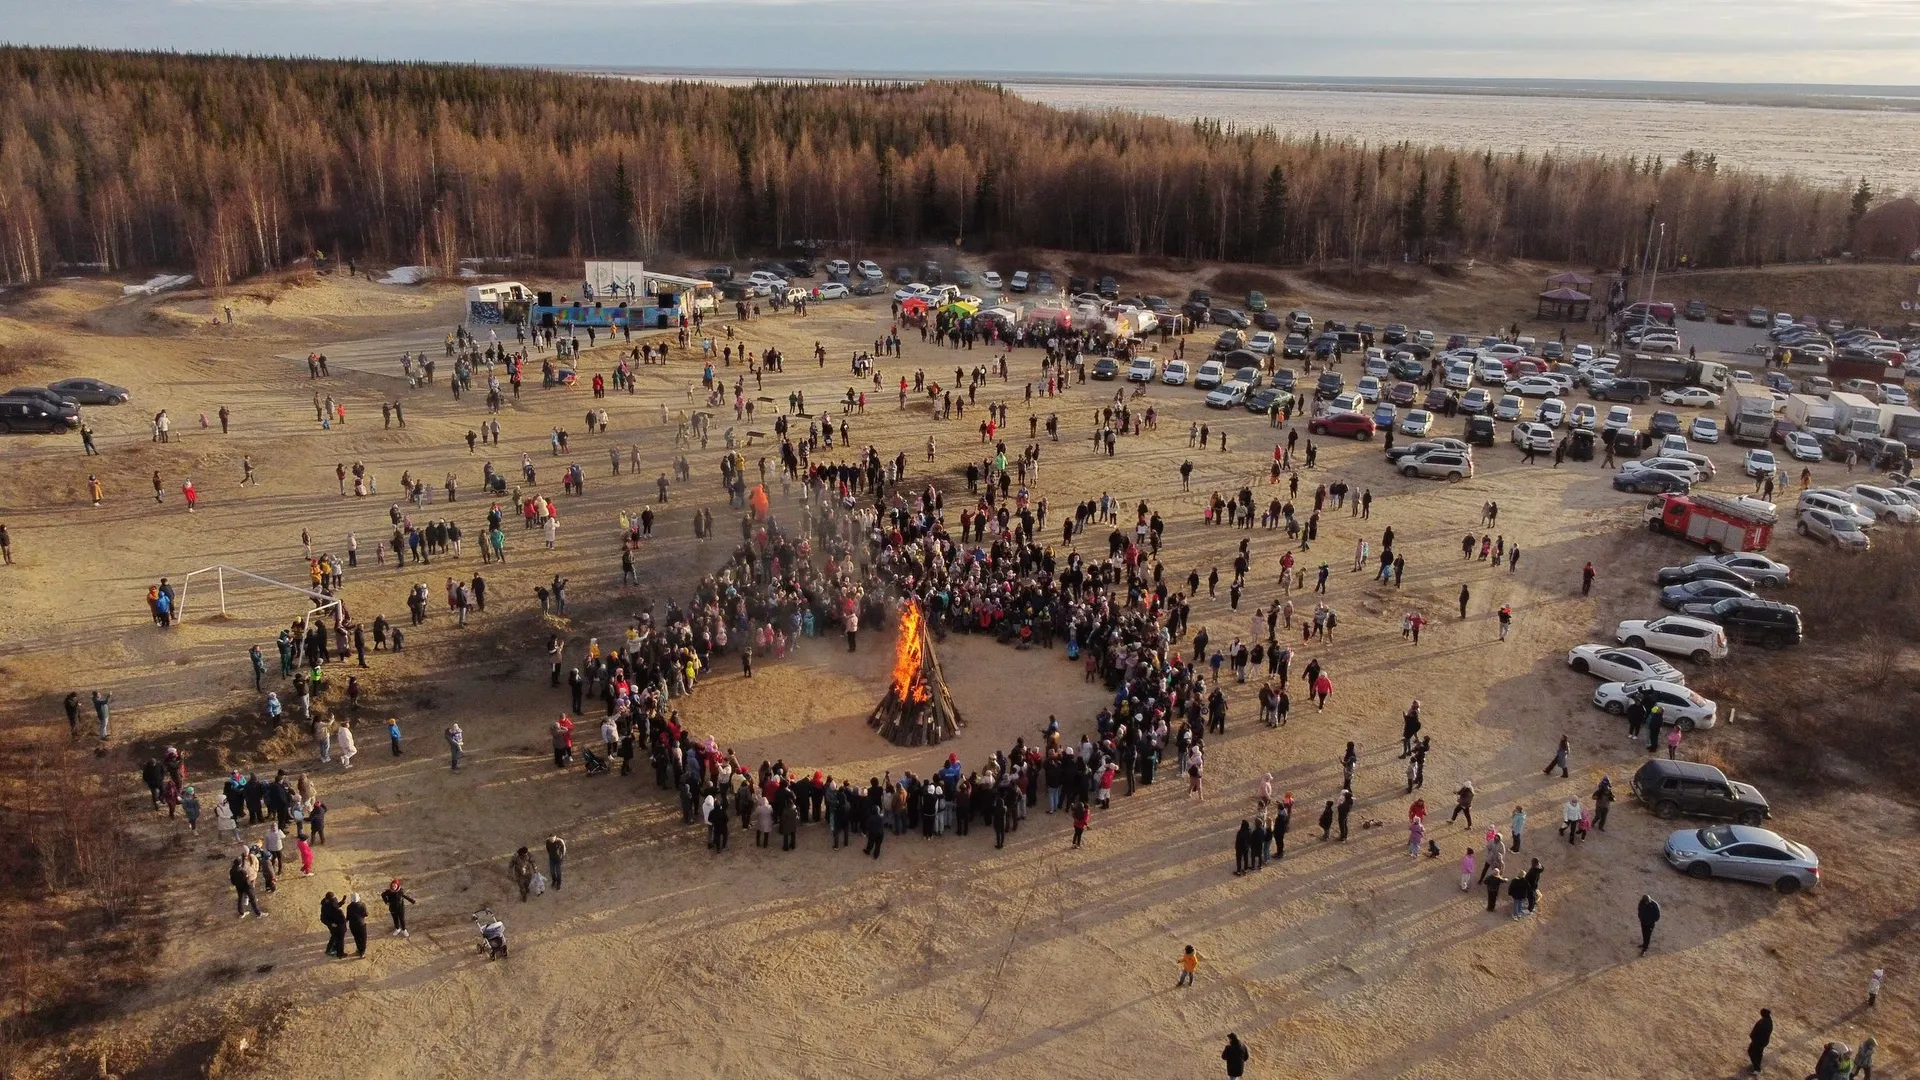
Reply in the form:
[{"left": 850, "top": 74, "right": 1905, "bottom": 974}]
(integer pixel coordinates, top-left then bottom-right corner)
[{"left": 8, "top": 0, "right": 1920, "bottom": 83}]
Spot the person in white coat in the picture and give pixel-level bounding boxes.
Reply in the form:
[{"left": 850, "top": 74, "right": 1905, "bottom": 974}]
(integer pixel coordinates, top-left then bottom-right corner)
[
  {"left": 214, "top": 796, "right": 239, "bottom": 842},
  {"left": 335, "top": 724, "right": 358, "bottom": 770}
]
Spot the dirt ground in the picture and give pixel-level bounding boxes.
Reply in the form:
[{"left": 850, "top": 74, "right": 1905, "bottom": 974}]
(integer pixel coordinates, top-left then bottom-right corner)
[{"left": 0, "top": 263, "right": 1911, "bottom": 1079}]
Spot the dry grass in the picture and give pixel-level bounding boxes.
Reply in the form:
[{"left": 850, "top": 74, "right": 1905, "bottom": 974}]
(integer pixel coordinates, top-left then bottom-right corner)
[
  {"left": 1690, "top": 531, "right": 1920, "bottom": 795},
  {"left": 0, "top": 335, "right": 63, "bottom": 377},
  {"left": 0, "top": 739, "right": 158, "bottom": 1071}
]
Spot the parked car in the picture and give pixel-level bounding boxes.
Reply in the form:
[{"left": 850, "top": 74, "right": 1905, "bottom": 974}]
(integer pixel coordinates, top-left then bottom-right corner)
[
  {"left": 1742, "top": 448, "right": 1777, "bottom": 477},
  {"left": 1692, "top": 552, "right": 1790, "bottom": 587},
  {"left": 1615, "top": 614, "right": 1729, "bottom": 663},
  {"left": 1689, "top": 416, "right": 1721, "bottom": 443},
  {"left": 814, "top": 282, "right": 850, "bottom": 299},
  {"left": 1633, "top": 760, "right": 1770, "bottom": 825},
  {"left": 1246, "top": 387, "right": 1291, "bottom": 415},
  {"left": 1399, "top": 409, "right": 1434, "bottom": 436},
  {"left": 1387, "top": 438, "right": 1470, "bottom": 464},
  {"left": 0, "top": 398, "right": 79, "bottom": 434},
  {"left": 1206, "top": 382, "right": 1250, "bottom": 408},
  {"left": 1281, "top": 334, "right": 1310, "bottom": 359},
  {"left": 1663, "top": 824, "right": 1819, "bottom": 893},
  {"left": 1247, "top": 331, "right": 1278, "bottom": 355},
  {"left": 1388, "top": 382, "right": 1420, "bottom": 407},
  {"left": 1194, "top": 360, "right": 1227, "bottom": 390},
  {"left": 1512, "top": 421, "right": 1555, "bottom": 452},
  {"left": 1566, "top": 644, "right": 1684, "bottom": 685},
  {"left": 1659, "top": 579, "right": 1756, "bottom": 611},
  {"left": 1614, "top": 471, "right": 1692, "bottom": 495},
  {"left": 46, "top": 378, "right": 129, "bottom": 405},
  {"left": 1355, "top": 375, "right": 1383, "bottom": 403},
  {"left": 1797, "top": 507, "right": 1870, "bottom": 549},
  {"left": 1679, "top": 597, "right": 1805, "bottom": 645},
  {"left": 1569, "top": 403, "right": 1599, "bottom": 429},
  {"left": 1656, "top": 562, "right": 1757, "bottom": 589},
  {"left": 1845, "top": 484, "right": 1920, "bottom": 525},
  {"left": 1308, "top": 411, "right": 1377, "bottom": 439},
  {"left": 1161, "top": 360, "right": 1191, "bottom": 386},
  {"left": 1593, "top": 678, "right": 1717, "bottom": 730},
  {"left": 1210, "top": 308, "right": 1251, "bottom": 329},
  {"left": 1009, "top": 270, "right": 1030, "bottom": 292},
  {"left": 981, "top": 271, "right": 1002, "bottom": 290},
  {"left": 1399, "top": 448, "right": 1473, "bottom": 481}
]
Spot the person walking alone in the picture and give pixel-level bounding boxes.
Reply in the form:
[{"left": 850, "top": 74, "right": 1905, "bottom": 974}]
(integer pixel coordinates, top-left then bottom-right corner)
[
  {"left": 1637, "top": 893, "right": 1662, "bottom": 954},
  {"left": 1221, "top": 1034, "right": 1250, "bottom": 1079},
  {"left": 1746, "top": 1008, "right": 1773, "bottom": 1074},
  {"left": 1543, "top": 734, "right": 1569, "bottom": 778}
]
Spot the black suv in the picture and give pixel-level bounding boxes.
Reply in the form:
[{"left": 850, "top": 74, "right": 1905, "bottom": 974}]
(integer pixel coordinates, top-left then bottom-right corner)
[
  {"left": 1680, "top": 597, "right": 1802, "bottom": 646},
  {"left": 1314, "top": 371, "right": 1344, "bottom": 401},
  {"left": 1593, "top": 378, "right": 1652, "bottom": 403},
  {"left": 1463, "top": 415, "right": 1496, "bottom": 447},
  {"left": 1631, "top": 760, "right": 1770, "bottom": 825},
  {"left": 0, "top": 397, "right": 79, "bottom": 434}
]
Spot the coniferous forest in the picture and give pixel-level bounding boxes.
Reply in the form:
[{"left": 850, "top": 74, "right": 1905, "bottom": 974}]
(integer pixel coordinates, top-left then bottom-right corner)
[{"left": 0, "top": 46, "right": 1860, "bottom": 286}]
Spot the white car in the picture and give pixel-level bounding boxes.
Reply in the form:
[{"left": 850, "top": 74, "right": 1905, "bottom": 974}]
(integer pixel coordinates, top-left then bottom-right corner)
[
  {"left": 1881, "top": 384, "right": 1910, "bottom": 406},
  {"left": 1484, "top": 343, "right": 1526, "bottom": 361},
  {"left": 1355, "top": 375, "right": 1383, "bottom": 403},
  {"left": 1508, "top": 375, "right": 1558, "bottom": 397},
  {"left": 1799, "top": 489, "right": 1874, "bottom": 527},
  {"left": 1772, "top": 312, "right": 1794, "bottom": 329},
  {"left": 1692, "top": 552, "right": 1791, "bottom": 587},
  {"left": 1659, "top": 449, "right": 1717, "bottom": 480},
  {"left": 981, "top": 271, "right": 1002, "bottom": 290},
  {"left": 1742, "top": 449, "right": 1776, "bottom": 477},
  {"left": 749, "top": 270, "right": 789, "bottom": 289},
  {"left": 1603, "top": 405, "right": 1634, "bottom": 433},
  {"left": 1782, "top": 431, "right": 1822, "bottom": 461},
  {"left": 1571, "top": 344, "right": 1595, "bottom": 362},
  {"left": 1248, "top": 331, "right": 1278, "bottom": 355},
  {"left": 1477, "top": 358, "right": 1510, "bottom": 384},
  {"left": 893, "top": 282, "right": 931, "bottom": 302},
  {"left": 1730, "top": 369, "right": 1755, "bottom": 383},
  {"left": 857, "top": 260, "right": 884, "bottom": 280},
  {"left": 1797, "top": 507, "right": 1870, "bottom": 549},
  {"left": 1662, "top": 386, "right": 1721, "bottom": 408},
  {"left": 1537, "top": 398, "right": 1566, "bottom": 427},
  {"left": 1444, "top": 363, "right": 1475, "bottom": 390},
  {"left": 1330, "top": 392, "right": 1365, "bottom": 415},
  {"left": 1567, "top": 644, "right": 1685, "bottom": 685},
  {"left": 1628, "top": 457, "right": 1705, "bottom": 484},
  {"left": 1616, "top": 614, "right": 1730, "bottom": 663},
  {"left": 1511, "top": 422, "right": 1555, "bottom": 452},
  {"left": 1161, "top": 359, "right": 1191, "bottom": 386},
  {"left": 814, "top": 282, "right": 850, "bottom": 299},
  {"left": 1494, "top": 394, "right": 1524, "bottom": 421},
  {"left": 1569, "top": 403, "right": 1599, "bottom": 430},
  {"left": 1593, "top": 679, "right": 1719, "bottom": 731},
  {"left": 1399, "top": 409, "right": 1434, "bottom": 436},
  {"left": 1206, "top": 381, "right": 1249, "bottom": 408},
  {"left": 824, "top": 259, "right": 851, "bottom": 277},
  {"left": 1126, "top": 357, "right": 1157, "bottom": 383},
  {"left": 1689, "top": 416, "right": 1721, "bottom": 443},
  {"left": 1193, "top": 359, "right": 1226, "bottom": 389},
  {"left": 1845, "top": 484, "right": 1919, "bottom": 525}
]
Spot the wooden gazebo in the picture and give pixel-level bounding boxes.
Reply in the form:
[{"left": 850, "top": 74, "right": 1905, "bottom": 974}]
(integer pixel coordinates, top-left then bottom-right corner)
[{"left": 1537, "top": 286, "right": 1593, "bottom": 321}]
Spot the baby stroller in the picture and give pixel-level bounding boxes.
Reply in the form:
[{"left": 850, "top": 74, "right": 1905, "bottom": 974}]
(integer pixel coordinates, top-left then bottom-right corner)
[
  {"left": 581, "top": 748, "right": 610, "bottom": 775},
  {"left": 473, "top": 907, "right": 508, "bottom": 960}
]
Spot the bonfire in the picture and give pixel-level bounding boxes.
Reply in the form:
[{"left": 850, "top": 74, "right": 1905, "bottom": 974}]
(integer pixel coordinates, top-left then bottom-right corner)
[{"left": 868, "top": 600, "right": 964, "bottom": 745}]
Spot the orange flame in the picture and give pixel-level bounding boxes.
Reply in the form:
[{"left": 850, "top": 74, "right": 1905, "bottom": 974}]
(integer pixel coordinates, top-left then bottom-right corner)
[{"left": 891, "top": 601, "right": 931, "bottom": 704}]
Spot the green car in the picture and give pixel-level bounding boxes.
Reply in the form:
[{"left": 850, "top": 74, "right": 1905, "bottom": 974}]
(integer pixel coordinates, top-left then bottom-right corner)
[
  {"left": 1246, "top": 291, "right": 1268, "bottom": 312},
  {"left": 1246, "top": 386, "right": 1293, "bottom": 415}
]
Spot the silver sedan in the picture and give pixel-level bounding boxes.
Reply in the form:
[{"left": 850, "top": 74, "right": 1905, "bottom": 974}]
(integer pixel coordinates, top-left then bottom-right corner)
[{"left": 1664, "top": 824, "right": 1820, "bottom": 893}]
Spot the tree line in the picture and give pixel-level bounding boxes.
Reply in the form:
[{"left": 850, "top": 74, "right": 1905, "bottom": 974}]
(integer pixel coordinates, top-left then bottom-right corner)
[{"left": 0, "top": 46, "right": 1866, "bottom": 287}]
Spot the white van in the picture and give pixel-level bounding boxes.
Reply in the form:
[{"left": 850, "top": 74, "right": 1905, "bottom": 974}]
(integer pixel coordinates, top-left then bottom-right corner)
[{"left": 1127, "top": 357, "right": 1157, "bottom": 383}]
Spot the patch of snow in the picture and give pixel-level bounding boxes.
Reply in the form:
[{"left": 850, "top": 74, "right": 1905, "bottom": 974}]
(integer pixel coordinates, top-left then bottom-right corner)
[
  {"left": 379, "top": 266, "right": 434, "bottom": 286},
  {"left": 123, "top": 273, "right": 194, "bottom": 296}
]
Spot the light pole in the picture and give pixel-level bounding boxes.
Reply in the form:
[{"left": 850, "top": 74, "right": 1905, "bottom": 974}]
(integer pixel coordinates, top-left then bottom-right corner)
[{"left": 1645, "top": 222, "right": 1667, "bottom": 308}]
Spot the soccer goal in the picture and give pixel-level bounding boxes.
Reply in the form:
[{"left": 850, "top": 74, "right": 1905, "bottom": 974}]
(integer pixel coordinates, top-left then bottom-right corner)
[{"left": 176, "top": 564, "right": 342, "bottom": 631}]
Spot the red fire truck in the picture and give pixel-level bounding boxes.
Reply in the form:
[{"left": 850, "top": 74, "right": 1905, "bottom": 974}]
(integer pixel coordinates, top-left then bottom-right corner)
[{"left": 1644, "top": 492, "right": 1775, "bottom": 553}]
